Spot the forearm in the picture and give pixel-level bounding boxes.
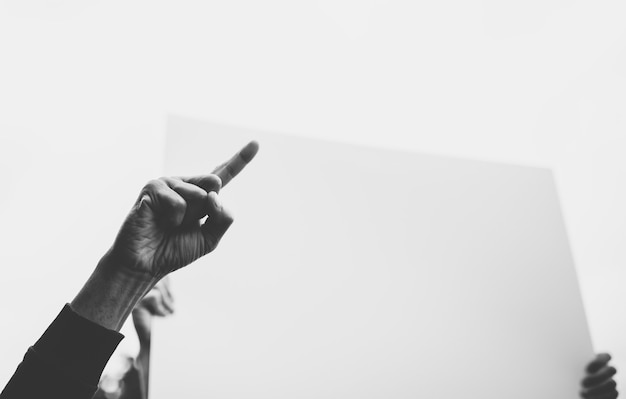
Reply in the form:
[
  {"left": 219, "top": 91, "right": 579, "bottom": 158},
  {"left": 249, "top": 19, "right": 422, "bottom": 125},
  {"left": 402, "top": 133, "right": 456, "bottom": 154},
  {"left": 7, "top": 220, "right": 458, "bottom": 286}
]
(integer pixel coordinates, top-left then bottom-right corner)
[
  {"left": 71, "top": 252, "right": 158, "bottom": 331},
  {"left": 1, "top": 252, "right": 155, "bottom": 399}
]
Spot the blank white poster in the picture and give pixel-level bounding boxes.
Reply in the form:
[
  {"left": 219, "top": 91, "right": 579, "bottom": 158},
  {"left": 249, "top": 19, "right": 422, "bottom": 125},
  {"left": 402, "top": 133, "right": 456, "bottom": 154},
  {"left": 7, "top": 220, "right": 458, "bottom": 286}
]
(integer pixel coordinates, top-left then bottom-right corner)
[{"left": 152, "top": 115, "right": 593, "bottom": 399}]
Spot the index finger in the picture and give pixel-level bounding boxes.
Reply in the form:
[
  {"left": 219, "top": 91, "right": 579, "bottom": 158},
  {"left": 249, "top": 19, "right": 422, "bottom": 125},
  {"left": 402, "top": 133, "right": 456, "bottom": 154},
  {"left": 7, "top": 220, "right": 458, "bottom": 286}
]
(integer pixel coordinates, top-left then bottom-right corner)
[{"left": 211, "top": 141, "right": 259, "bottom": 187}]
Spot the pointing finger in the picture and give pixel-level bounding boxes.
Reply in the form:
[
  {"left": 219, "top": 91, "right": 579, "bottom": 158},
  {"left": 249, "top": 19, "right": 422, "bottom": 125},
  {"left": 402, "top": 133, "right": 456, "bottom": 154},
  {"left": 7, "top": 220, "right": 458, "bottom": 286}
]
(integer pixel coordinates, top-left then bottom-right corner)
[{"left": 212, "top": 141, "right": 259, "bottom": 187}]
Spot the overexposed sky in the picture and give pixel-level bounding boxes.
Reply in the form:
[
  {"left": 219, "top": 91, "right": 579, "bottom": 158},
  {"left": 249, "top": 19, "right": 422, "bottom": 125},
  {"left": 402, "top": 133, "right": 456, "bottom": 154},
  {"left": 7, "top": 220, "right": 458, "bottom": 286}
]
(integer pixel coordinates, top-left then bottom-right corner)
[{"left": 1, "top": 0, "right": 626, "bottom": 391}]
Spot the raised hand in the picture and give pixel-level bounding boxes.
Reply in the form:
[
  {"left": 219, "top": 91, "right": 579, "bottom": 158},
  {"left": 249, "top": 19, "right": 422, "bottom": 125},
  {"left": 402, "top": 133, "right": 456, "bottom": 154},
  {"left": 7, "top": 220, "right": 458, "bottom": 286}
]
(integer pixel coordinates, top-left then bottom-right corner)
[
  {"left": 107, "top": 141, "right": 259, "bottom": 280},
  {"left": 581, "top": 353, "right": 618, "bottom": 399},
  {"left": 71, "top": 141, "right": 259, "bottom": 331}
]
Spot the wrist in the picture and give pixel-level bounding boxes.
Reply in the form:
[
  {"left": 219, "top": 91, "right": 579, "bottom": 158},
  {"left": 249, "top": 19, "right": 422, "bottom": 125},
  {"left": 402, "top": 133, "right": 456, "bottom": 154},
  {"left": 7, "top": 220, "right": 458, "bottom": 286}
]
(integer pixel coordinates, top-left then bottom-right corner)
[{"left": 71, "top": 254, "right": 160, "bottom": 331}]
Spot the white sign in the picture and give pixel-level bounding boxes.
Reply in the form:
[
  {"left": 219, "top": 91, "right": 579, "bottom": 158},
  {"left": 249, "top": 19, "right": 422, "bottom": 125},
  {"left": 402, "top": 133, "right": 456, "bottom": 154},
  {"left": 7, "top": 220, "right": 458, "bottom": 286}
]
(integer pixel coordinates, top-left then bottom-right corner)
[{"left": 152, "top": 115, "right": 593, "bottom": 399}]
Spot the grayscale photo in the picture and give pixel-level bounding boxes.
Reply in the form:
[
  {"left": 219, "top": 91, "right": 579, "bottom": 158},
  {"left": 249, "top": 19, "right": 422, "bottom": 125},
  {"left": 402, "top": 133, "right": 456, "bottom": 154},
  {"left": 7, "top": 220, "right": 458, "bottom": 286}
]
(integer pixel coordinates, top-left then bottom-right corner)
[{"left": 0, "top": 1, "right": 624, "bottom": 398}]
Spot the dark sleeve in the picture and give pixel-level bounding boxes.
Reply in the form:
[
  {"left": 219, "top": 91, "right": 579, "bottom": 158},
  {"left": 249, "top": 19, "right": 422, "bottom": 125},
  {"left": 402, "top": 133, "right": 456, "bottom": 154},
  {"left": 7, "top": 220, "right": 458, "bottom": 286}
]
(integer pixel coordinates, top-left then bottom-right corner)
[{"left": 1, "top": 304, "right": 124, "bottom": 399}]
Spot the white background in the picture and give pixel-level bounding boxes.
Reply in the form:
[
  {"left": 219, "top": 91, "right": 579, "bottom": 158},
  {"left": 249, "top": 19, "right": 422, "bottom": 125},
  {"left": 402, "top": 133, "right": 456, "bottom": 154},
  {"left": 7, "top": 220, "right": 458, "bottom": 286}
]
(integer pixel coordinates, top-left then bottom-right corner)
[{"left": 1, "top": 0, "right": 625, "bottom": 391}]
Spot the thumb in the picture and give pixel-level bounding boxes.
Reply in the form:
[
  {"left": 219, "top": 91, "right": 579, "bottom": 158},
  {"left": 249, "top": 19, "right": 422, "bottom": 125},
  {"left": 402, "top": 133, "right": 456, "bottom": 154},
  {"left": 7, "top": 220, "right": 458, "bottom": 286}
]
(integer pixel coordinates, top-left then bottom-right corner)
[{"left": 201, "top": 192, "right": 234, "bottom": 254}]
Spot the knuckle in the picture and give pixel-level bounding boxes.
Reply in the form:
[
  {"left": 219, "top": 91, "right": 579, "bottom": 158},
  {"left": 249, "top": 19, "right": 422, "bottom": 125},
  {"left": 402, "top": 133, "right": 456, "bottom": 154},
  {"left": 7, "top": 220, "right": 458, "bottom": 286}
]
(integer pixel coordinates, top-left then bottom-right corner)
[{"left": 144, "top": 179, "right": 162, "bottom": 193}]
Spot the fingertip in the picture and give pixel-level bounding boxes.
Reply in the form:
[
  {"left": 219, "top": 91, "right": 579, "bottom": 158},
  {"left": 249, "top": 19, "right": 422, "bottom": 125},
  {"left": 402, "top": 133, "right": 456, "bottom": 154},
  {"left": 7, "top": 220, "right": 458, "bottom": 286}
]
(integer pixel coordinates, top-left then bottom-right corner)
[{"left": 241, "top": 140, "right": 260, "bottom": 162}]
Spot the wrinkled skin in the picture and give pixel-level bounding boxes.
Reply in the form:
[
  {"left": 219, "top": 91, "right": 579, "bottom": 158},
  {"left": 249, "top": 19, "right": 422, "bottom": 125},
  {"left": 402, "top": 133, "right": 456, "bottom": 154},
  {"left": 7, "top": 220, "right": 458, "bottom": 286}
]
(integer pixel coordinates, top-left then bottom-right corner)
[{"left": 108, "top": 141, "right": 259, "bottom": 281}]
